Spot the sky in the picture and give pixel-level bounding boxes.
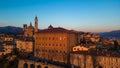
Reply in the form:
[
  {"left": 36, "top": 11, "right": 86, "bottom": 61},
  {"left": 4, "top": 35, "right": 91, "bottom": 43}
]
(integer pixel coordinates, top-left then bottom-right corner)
[{"left": 0, "top": 0, "right": 120, "bottom": 32}]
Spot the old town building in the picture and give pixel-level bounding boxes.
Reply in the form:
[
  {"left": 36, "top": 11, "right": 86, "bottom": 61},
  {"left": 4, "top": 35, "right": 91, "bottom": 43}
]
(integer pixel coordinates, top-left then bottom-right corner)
[
  {"left": 70, "top": 51, "right": 120, "bottom": 68},
  {"left": 23, "top": 16, "right": 38, "bottom": 37},
  {"left": 4, "top": 35, "right": 14, "bottom": 42},
  {"left": 18, "top": 59, "right": 64, "bottom": 68},
  {"left": 0, "top": 33, "right": 5, "bottom": 42},
  {"left": 34, "top": 25, "right": 80, "bottom": 63},
  {"left": 0, "top": 42, "right": 15, "bottom": 55},
  {"left": 16, "top": 37, "right": 34, "bottom": 53},
  {"left": 73, "top": 44, "right": 96, "bottom": 52}
]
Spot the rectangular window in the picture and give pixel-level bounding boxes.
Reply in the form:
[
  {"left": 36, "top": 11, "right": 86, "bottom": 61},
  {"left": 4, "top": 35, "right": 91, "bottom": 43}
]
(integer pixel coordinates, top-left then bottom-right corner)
[
  {"left": 56, "top": 44, "right": 58, "bottom": 46},
  {"left": 74, "top": 48, "right": 76, "bottom": 50},
  {"left": 53, "top": 37, "right": 54, "bottom": 40},
  {"left": 42, "top": 37, "right": 44, "bottom": 40},
  {"left": 53, "top": 44, "right": 54, "bottom": 46},
  {"left": 45, "top": 37, "right": 47, "bottom": 40},
  {"left": 49, "top": 37, "right": 51, "bottom": 40},
  {"left": 60, "top": 37, "right": 62, "bottom": 40}
]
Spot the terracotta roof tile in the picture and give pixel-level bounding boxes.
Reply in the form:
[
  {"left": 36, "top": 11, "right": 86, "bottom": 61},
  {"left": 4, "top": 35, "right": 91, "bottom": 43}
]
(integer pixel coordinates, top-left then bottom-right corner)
[{"left": 37, "top": 27, "right": 75, "bottom": 33}]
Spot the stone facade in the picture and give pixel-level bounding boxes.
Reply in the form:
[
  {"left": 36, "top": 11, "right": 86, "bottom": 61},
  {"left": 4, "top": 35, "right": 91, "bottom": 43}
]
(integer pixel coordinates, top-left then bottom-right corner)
[
  {"left": 18, "top": 59, "right": 64, "bottom": 68},
  {"left": 73, "top": 45, "right": 89, "bottom": 51},
  {"left": 73, "top": 45, "right": 96, "bottom": 51},
  {"left": 0, "top": 42, "right": 15, "bottom": 55},
  {"left": 23, "top": 16, "right": 38, "bottom": 37},
  {"left": 70, "top": 51, "right": 120, "bottom": 68},
  {"left": 34, "top": 25, "right": 80, "bottom": 63},
  {"left": 16, "top": 38, "right": 33, "bottom": 53}
]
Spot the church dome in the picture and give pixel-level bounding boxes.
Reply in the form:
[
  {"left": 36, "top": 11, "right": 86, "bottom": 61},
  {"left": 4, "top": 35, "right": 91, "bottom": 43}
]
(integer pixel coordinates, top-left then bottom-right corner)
[{"left": 48, "top": 25, "right": 53, "bottom": 29}]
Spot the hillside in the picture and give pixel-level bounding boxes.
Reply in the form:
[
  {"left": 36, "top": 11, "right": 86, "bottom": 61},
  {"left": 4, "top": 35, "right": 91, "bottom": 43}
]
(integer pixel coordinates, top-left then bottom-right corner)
[
  {"left": 99, "top": 30, "right": 120, "bottom": 40},
  {"left": 0, "top": 26, "right": 23, "bottom": 34}
]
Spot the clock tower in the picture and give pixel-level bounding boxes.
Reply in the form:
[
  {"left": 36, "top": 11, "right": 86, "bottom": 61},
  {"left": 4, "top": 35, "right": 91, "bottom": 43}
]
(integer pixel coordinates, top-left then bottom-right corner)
[{"left": 34, "top": 16, "right": 38, "bottom": 32}]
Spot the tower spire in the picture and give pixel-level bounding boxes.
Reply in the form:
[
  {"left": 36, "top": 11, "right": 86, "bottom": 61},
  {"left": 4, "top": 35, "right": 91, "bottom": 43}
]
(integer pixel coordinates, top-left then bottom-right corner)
[
  {"left": 34, "top": 16, "right": 38, "bottom": 32},
  {"left": 30, "top": 22, "right": 32, "bottom": 26}
]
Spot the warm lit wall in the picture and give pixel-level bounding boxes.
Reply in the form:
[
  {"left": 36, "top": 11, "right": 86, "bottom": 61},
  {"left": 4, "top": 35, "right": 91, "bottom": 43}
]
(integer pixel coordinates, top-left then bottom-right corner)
[
  {"left": 0, "top": 44, "right": 14, "bottom": 55},
  {"left": 4, "top": 37, "right": 13, "bottom": 41},
  {"left": 24, "top": 28, "right": 34, "bottom": 37},
  {"left": 73, "top": 46, "right": 89, "bottom": 51},
  {"left": 16, "top": 40, "right": 33, "bottom": 52},
  {"left": 70, "top": 53, "right": 120, "bottom": 68},
  {"left": 18, "top": 59, "right": 64, "bottom": 68},
  {"left": 34, "top": 32, "right": 77, "bottom": 63},
  {"left": 4, "top": 45, "right": 14, "bottom": 54}
]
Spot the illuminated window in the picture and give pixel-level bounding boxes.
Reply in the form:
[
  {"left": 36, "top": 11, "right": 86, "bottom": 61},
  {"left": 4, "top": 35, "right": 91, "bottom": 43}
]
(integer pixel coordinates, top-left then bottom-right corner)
[{"left": 60, "top": 37, "right": 62, "bottom": 40}]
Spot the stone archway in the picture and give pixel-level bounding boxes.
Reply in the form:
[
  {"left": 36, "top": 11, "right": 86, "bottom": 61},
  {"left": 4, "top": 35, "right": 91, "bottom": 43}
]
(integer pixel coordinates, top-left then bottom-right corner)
[
  {"left": 23, "top": 63, "right": 28, "bottom": 68},
  {"left": 30, "top": 64, "right": 35, "bottom": 68},
  {"left": 44, "top": 66, "right": 48, "bottom": 68},
  {"left": 98, "top": 66, "right": 102, "bottom": 68},
  {"left": 37, "top": 65, "right": 41, "bottom": 68}
]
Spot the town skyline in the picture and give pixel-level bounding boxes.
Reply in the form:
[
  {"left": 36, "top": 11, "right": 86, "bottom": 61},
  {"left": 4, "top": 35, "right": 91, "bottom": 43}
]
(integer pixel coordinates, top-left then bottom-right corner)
[
  {"left": 0, "top": 0, "right": 120, "bottom": 32},
  {"left": 0, "top": 0, "right": 120, "bottom": 66}
]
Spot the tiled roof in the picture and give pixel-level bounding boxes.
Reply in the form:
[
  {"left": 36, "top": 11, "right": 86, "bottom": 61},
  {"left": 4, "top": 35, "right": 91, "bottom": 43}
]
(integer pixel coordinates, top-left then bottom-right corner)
[
  {"left": 79, "top": 44, "right": 95, "bottom": 48},
  {"left": 16, "top": 37, "right": 34, "bottom": 41},
  {"left": 3, "top": 41, "right": 15, "bottom": 45},
  {"left": 28, "top": 25, "right": 34, "bottom": 29},
  {"left": 71, "top": 50, "right": 120, "bottom": 57},
  {"left": 27, "top": 22, "right": 34, "bottom": 29},
  {"left": 37, "top": 26, "right": 75, "bottom": 33}
]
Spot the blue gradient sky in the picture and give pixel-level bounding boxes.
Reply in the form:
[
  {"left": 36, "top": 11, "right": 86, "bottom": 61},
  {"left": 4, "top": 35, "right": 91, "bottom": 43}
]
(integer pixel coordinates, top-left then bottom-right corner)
[{"left": 0, "top": 0, "right": 120, "bottom": 32}]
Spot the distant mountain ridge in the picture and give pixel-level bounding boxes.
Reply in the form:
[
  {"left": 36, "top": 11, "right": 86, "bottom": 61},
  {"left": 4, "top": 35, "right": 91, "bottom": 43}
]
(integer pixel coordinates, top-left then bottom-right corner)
[
  {"left": 0, "top": 26, "right": 120, "bottom": 40},
  {"left": 0, "top": 26, "right": 23, "bottom": 34},
  {"left": 98, "top": 30, "right": 120, "bottom": 40}
]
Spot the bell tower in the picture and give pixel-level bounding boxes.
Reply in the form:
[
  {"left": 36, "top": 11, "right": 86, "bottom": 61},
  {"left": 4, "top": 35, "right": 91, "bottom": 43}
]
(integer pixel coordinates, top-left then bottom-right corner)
[{"left": 34, "top": 16, "right": 38, "bottom": 32}]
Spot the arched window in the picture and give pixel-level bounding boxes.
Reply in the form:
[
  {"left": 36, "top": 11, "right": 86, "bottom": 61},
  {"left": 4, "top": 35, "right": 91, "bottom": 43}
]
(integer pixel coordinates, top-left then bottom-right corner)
[
  {"left": 37, "top": 65, "right": 41, "bottom": 68},
  {"left": 30, "top": 64, "right": 35, "bottom": 68},
  {"left": 23, "top": 63, "right": 28, "bottom": 68},
  {"left": 44, "top": 66, "right": 48, "bottom": 68},
  {"left": 98, "top": 66, "right": 102, "bottom": 68}
]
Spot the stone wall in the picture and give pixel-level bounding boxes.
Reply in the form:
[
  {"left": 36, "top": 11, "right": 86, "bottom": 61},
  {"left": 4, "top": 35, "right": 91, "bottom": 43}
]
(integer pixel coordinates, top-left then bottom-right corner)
[
  {"left": 70, "top": 53, "right": 120, "bottom": 68},
  {"left": 18, "top": 59, "right": 64, "bottom": 68}
]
